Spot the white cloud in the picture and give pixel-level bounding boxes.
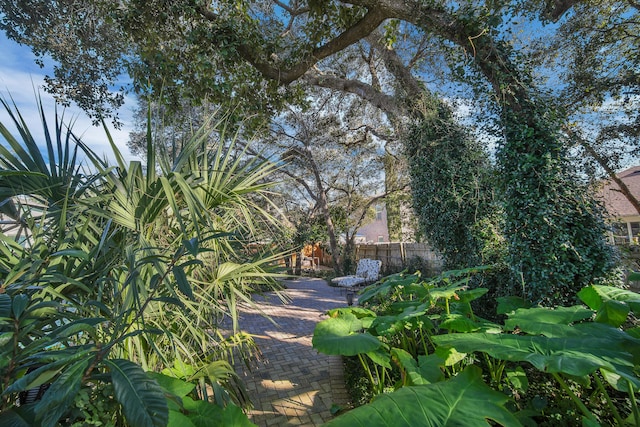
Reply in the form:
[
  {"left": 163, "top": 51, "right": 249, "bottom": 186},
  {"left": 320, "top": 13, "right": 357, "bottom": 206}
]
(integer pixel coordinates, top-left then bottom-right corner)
[{"left": 0, "top": 35, "right": 139, "bottom": 165}]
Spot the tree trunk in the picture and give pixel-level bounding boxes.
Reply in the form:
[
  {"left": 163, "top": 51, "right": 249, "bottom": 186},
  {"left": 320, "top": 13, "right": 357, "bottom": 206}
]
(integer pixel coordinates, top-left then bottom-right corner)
[
  {"left": 303, "top": 145, "right": 343, "bottom": 275},
  {"left": 384, "top": 152, "right": 403, "bottom": 242},
  {"left": 319, "top": 189, "right": 343, "bottom": 276},
  {"left": 424, "top": 12, "right": 614, "bottom": 303},
  {"left": 343, "top": 234, "right": 358, "bottom": 275}
]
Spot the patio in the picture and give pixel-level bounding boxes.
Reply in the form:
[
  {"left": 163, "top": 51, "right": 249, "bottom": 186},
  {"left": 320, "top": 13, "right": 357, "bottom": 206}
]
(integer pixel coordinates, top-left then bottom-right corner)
[{"left": 233, "top": 278, "right": 352, "bottom": 426}]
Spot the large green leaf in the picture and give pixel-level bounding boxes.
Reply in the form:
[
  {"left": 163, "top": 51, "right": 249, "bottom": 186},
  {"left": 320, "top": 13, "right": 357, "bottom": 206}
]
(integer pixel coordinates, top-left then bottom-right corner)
[
  {"left": 504, "top": 306, "right": 594, "bottom": 336},
  {"left": 173, "top": 265, "right": 195, "bottom": 300},
  {"left": 0, "top": 331, "right": 13, "bottom": 347},
  {"left": 429, "top": 281, "right": 469, "bottom": 303},
  {"left": 578, "top": 285, "right": 640, "bottom": 326},
  {"left": 106, "top": 359, "right": 169, "bottom": 427},
  {"left": 370, "top": 314, "right": 413, "bottom": 336},
  {"left": 4, "top": 347, "right": 94, "bottom": 396},
  {"left": 506, "top": 366, "right": 529, "bottom": 393},
  {"left": 34, "top": 358, "right": 90, "bottom": 427},
  {"left": 391, "top": 348, "right": 445, "bottom": 385},
  {"left": 579, "top": 285, "right": 640, "bottom": 312},
  {"left": 324, "top": 366, "right": 521, "bottom": 426},
  {"left": 456, "top": 287, "right": 489, "bottom": 303},
  {"left": 312, "top": 314, "right": 382, "bottom": 356},
  {"left": 496, "top": 296, "right": 531, "bottom": 315},
  {"left": 439, "top": 313, "right": 482, "bottom": 332},
  {"left": 168, "top": 410, "right": 197, "bottom": 427},
  {"left": 0, "top": 293, "right": 11, "bottom": 318},
  {"left": 0, "top": 408, "right": 34, "bottom": 427},
  {"left": 327, "top": 307, "right": 377, "bottom": 319},
  {"left": 369, "top": 304, "right": 430, "bottom": 336},
  {"left": 147, "top": 372, "right": 195, "bottom": 398},
  {"left": 433, "top": 326, "right": 640, "bottom": 382},
  {"left": 11, "top": 294, "right": 29, "bottom": 319},
  {"left": 366, "top": 347, "right": 392, "bottom": 369},
  {"left": 358, "top": 273, "right": 422, "bottom": 304},
  {"left": 4, "top": 363, "right": 64, "bottom": 394},
  {"left": 594, "top": 300, "right": 629, "bottom": 328}
]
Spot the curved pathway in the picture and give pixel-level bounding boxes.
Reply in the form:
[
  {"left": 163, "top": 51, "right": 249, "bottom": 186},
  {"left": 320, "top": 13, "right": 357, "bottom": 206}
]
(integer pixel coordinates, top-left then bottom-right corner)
[{"left": 234, "top": 278, "right": 351, "bottom": 426}]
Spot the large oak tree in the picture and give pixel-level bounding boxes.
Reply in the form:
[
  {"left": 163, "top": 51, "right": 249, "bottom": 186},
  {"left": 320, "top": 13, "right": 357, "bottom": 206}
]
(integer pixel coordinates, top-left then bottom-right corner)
[{"left": 1, "top": 0, "right": 625, "bottom": 302}]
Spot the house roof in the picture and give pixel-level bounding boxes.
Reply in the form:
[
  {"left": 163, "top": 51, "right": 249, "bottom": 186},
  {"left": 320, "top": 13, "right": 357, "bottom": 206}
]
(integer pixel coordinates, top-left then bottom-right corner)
[{"left": 599, "top": 166, "right": 640, "bottom": 218}]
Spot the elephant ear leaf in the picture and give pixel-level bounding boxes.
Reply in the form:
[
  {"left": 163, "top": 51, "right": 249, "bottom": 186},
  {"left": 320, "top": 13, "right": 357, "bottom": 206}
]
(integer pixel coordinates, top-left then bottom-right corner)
[
  {"left": 392, "top": 348, "right": 445, "bottom": 385},
  {"left": 312, "top": 314, "right": 381, "bottom": 356},
  {"left": 106, "top": 359, "right": 168, "bottom": 427},
  {"left": 504, "top": 306, "right": 593, "bottom": 336},
  {"left": 578, "top": 285, "right": 640, "bottom": 326},
  {"left": 324, "top": 365, "right": 522, "bottom": 427},
  {"left": 181, "top": 397, "right": 254, "bottom": 427}
]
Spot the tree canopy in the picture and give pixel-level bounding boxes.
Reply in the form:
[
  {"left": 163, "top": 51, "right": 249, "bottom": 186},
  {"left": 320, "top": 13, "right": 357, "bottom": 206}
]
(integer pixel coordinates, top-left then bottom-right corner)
[{"left": 2, "top": 0, "right": 634, "bottom": 303}]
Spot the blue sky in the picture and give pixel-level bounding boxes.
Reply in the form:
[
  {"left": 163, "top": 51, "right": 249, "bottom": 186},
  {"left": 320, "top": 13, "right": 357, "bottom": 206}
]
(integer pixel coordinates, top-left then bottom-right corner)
[{"left": 0, "top": 32, "right": 138, "bottom": 163}]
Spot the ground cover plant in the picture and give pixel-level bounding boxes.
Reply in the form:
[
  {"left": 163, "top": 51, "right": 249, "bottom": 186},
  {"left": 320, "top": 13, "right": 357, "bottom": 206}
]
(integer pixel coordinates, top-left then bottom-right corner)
[
  {"left": 313, "top": 268, "right": 640, "bottom": 426},
  {"left": 0, "top": 100, "right": 286, "bottom": 426}
]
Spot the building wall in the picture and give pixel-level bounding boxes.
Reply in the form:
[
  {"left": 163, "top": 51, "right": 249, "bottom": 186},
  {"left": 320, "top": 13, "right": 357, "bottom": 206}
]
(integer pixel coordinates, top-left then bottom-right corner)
[
  {"left": 598, "top": 166, "right": 640, "bottom": 245},
  {"left": 355, "top": 204, "right": 389, "bottom": 243}
]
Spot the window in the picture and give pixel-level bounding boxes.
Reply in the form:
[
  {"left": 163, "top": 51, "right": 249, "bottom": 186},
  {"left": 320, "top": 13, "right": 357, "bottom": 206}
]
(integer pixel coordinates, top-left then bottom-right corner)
[
  {"left": 377, "top": 235, "right": 384, "bottom": 243},
  {"left": 375, "top": 204, "right": 383, "bottom": 221},
  {"left": 632, "top": 222, "right": 640, "bottom": 244},
  {"left": 611, "top": 222, "right": 628, "bottom": 245}
]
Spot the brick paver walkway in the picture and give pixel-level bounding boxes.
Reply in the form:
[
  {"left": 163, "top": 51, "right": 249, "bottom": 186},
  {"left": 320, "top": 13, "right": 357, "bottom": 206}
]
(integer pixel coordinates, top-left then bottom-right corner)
[{"left": 234, "top": 278, "right": 351, "bottom": 426}]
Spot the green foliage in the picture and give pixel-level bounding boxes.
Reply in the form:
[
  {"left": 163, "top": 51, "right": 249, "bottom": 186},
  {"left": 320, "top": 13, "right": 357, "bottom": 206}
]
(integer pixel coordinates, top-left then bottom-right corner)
[
  {"left": 324, "top": 366, "right": 521, "bottom": 427},
  {"left": 0, "top": 101, "right": 281, "bottom": 425},
  {"left": 314, "top": 267, "right": 495, "bottom": 400},
  {"left": 312, "top": 314, "right": 382, "bottom": 357},
  {"left": 405, "top": 96, "right": 499, "bottom": 269},
  {"left": 106, "top": 359, "right": 169, "bottom": 427},
  {"left": 498, "top": 103, "right": 615, "bottom": 305},
  {"left": 314, "top": 269, "right": 640, "bottom": 426},
  {"left": 405, "top": 92, "right": 614, "bottom": 307},
  {"left": 578, "top": 285, "right": 640, "bottom": 328}
]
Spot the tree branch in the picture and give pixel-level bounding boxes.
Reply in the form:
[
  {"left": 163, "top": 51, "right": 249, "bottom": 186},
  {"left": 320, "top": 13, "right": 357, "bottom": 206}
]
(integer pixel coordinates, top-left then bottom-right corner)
[
  {"left": 566, "top": 127, "right": 640, "bottom": 215},
  {"left": 303, "top": 73, "right": 404, "bottom": 118},
  {"left": 543, "top": 0, "right": 580, "bottom": 21},
  {"left": 361, "top": 44, "right": 382, "bottom": 91},
  {"left": 272, "top": 0, "right": 309, "bottom": 15},
  {"left": 197, "top": 5, "right": 388, "bottom": 84},
  {"left": 370, "top": 36, "right": 423, "bottom": 96},
  {"left": 238, "top": 140, "right": 319, "bottom": 202}
]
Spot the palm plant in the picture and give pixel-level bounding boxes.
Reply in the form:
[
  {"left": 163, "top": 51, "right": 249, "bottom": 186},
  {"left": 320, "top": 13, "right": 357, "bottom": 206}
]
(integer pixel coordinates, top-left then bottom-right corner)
[{"left": 0, "top": 98, "right": 287, "bottom": 426}]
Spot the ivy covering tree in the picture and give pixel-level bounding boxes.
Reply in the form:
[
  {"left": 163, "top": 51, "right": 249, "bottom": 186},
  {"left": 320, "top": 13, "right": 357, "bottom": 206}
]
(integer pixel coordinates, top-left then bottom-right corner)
[
  {"left": 405, "top": 96, "right": 498, "bottom": 270},
  {"left": 499, "top": 100, "right": 615, "bottom": 304}
]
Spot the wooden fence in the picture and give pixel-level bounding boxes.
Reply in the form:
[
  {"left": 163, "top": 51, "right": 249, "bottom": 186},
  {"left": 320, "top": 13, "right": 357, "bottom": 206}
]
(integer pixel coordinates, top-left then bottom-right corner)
[{"left": 355, "top": 242, "right": 443, "bottom": 274}]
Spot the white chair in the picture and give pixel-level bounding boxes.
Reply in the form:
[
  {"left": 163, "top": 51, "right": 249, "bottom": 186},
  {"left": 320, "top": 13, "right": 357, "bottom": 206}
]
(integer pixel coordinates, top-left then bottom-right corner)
[
  {"left": 332, "top": 258, "right": 381, "bottom": 289},
  {"left": 301, "top": 252, "right": 319, "bottom": 271}
]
